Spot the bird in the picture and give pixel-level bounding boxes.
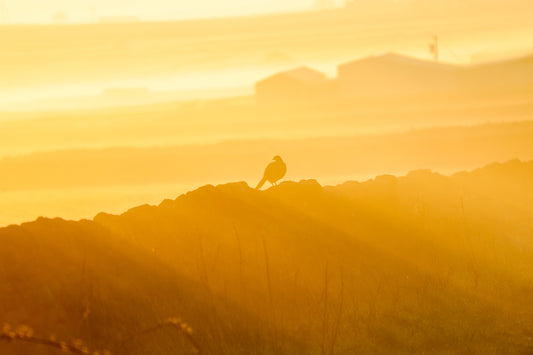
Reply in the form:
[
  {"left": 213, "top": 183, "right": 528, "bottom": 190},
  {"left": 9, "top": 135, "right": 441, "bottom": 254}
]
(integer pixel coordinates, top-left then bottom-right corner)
[{"left": 256, "top": 156, "right": 287, "bottom": 190}]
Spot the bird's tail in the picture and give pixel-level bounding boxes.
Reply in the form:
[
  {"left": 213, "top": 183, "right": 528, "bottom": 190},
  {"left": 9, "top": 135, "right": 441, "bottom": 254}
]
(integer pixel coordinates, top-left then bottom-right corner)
[{"left": 256, "top": 177, "right": 267, "bottom": 190}]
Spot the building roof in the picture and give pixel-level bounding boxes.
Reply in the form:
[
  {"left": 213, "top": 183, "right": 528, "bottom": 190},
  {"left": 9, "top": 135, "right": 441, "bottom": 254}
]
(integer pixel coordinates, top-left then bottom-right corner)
[
  {"left": 257, "top": 66, "right": 328, "bottom": 86},
  {"left": 338, "top": 52, "right": 458, "bottom": 71}
]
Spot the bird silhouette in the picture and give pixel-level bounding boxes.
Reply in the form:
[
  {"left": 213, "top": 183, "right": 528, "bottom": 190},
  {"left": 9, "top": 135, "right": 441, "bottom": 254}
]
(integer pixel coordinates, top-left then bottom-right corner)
[{"left": 256, "top": 156, "right": 287, "bottom": 190}]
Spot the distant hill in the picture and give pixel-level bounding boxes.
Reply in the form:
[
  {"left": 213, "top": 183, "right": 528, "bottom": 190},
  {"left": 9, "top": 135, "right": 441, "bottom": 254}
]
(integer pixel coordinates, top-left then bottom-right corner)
[
  {"left": 2, "top": 120, "right": 533, "bottom": 192},
  {"left": 2, "top": 161, "right": 533, "bottom": 353}
]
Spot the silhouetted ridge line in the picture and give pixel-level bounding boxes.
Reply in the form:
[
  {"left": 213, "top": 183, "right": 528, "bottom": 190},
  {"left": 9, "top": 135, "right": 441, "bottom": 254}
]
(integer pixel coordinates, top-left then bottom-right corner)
[{"left": 3, "top": 159, "right": 533, "bottom": 230}]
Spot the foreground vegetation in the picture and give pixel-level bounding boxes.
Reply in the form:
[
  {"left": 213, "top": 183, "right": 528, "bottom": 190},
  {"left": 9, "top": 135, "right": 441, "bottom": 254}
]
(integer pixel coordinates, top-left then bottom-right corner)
[{"left": 2, "top": 160, "right": 533, "bottom": 353}]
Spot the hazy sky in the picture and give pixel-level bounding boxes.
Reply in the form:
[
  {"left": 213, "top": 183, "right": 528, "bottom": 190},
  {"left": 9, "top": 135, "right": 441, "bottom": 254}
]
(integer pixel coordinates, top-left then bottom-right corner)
[
  {"left": 4, "top": 1, "right": 531, "bottom": 24},
  {"left": 3, "top": 0, "right": 342, "bottom": 24}
]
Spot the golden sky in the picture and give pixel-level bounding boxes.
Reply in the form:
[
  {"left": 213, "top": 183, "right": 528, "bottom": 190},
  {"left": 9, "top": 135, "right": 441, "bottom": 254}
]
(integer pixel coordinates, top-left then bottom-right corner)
[
  {"left": 3, "top": 0, "right": 332, "bottom": 23},
  {"left": 4, "top": 0, "right": 532, "bottom": 24}
]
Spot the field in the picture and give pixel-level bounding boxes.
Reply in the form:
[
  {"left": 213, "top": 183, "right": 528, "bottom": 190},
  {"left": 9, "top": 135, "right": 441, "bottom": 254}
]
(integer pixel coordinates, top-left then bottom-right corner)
[{"left": 2, "top": 2, "right": 533, "bottom": 353}]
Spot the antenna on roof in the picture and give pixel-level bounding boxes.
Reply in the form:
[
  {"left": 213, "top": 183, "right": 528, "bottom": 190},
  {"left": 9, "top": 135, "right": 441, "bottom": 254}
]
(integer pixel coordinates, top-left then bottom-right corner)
[
  {"left": 0, "top": 0, "right": 10, "bottom": 25},
  {"left": 429, "top": 35, "right": 439, "bottom": 62}
]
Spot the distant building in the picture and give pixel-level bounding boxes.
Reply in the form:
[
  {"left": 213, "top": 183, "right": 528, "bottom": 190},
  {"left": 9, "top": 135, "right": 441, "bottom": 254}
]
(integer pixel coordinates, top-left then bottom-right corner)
[
  {"left": 337, "top": 52, "right": 459, "bottom": 99},
  {"left": 256, "top": 53, "right": 465, "bottom": 106},
  {"left": 255, "top": 66, "right": 334, "bottom": 106}
]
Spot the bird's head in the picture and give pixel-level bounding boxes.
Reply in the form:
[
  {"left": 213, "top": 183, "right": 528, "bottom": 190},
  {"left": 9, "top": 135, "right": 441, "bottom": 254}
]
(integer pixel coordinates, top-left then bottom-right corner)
[{"left": 272, "top": 155, "right": 283, "bottom": 162}]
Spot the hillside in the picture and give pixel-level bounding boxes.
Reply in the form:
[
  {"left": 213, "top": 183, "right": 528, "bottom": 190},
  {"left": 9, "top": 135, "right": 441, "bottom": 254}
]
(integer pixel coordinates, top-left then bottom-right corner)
[{"left": 2, "top": 160, "right": 533, "bottom": 353}]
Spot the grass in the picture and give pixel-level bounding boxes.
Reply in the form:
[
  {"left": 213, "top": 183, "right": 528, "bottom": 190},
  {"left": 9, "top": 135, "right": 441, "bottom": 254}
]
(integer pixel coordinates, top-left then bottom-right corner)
[
  {"left": 3, "top": 163, "right": 533, "bottom": 353},
  {"left": 1, "top": 323, "right": 108, "bottom": 354},
  {"left": 1, "top": 318, "right": 198, "bottom": 355}
]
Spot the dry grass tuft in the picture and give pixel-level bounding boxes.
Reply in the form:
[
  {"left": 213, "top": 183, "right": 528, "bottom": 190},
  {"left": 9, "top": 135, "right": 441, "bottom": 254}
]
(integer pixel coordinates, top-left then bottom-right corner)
[{"left": 1, "top": 322, "right": 111, "bottom": 354}]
